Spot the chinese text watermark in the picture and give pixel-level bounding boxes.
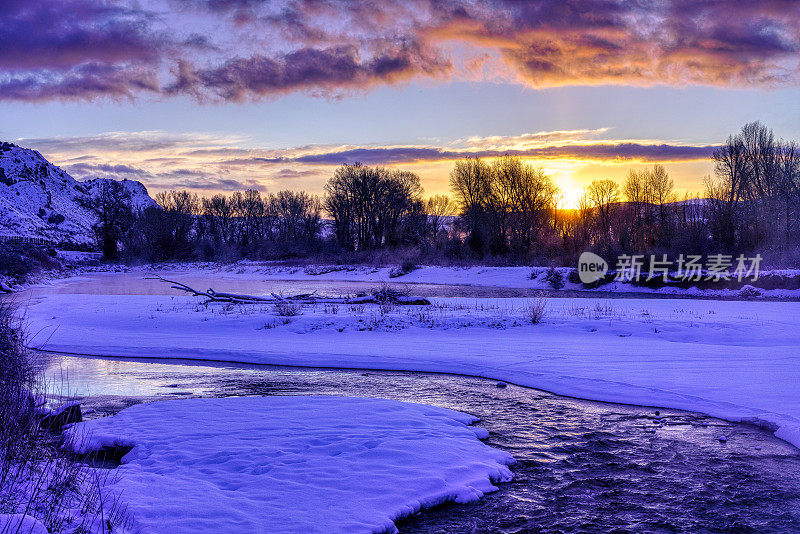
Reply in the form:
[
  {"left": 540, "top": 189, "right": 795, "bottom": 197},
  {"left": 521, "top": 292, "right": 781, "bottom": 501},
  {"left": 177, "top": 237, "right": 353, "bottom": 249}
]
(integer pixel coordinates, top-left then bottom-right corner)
[{"left": 578, "top": 252, "right": 762, "bottom": 284}]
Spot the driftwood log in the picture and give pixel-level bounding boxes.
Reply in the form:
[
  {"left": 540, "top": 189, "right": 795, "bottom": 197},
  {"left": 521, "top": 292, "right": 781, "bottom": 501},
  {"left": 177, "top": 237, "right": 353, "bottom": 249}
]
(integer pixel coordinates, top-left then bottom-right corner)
[
  {"left": 145, "top": 274, "right": 430, "bottom": 305},
  {"left": 145, "top": 275, "right": 318, "bottom": 304},
  {"left": 145, "top": 275, "right": 269, "bottom": 303}
]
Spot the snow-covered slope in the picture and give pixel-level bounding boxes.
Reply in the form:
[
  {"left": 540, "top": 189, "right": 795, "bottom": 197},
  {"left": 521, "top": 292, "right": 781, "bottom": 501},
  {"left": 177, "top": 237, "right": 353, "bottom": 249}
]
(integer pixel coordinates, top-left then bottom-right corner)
[{"left": 0, "top": 142, "right": 156, "bottom": 245}]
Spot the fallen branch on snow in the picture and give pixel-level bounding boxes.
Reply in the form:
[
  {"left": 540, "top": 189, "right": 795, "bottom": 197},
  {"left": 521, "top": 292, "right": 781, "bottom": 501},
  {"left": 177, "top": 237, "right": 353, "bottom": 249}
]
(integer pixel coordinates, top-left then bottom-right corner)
[
  {"left": 145, "top": 275, "right": 276, "bottom": 304},
  {"left": 145, "top": 274, "right": 430, "bottom": 305}
]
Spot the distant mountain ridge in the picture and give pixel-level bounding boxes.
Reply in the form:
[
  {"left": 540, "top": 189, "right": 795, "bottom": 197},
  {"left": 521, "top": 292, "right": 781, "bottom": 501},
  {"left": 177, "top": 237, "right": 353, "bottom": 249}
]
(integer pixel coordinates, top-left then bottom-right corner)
[{"left": 0, "top": 142, "right": 157, "bottom": 245}]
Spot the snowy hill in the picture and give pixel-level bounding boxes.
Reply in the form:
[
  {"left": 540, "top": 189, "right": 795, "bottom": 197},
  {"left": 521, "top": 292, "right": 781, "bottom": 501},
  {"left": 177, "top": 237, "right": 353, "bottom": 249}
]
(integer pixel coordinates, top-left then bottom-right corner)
[{"left": 0, "top": 142, "right": 156, "bottom": 245}]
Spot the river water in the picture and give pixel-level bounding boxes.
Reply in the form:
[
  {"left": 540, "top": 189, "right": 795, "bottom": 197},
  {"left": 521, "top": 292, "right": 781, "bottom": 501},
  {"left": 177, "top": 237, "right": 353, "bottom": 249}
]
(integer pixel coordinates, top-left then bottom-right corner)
[
  {"left": 28, "top": 270, "right": 740, "bottom": 300},
  {"left": 43, "top": 353, "right": 800, "bottom": 534}
]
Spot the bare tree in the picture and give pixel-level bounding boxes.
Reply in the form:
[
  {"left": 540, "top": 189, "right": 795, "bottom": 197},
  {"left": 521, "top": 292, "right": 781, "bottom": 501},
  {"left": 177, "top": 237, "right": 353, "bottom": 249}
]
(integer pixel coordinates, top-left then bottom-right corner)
[
  {"left": 274, "top": 190, "right": 321, "bottom": 242},
  {"left": 425, "top": 195, "right": 456, "bottom": 239},
  {"left": 202, "top": 194, "right": 234, "bottom": 244},
  {"left": 324, "top": 164, "right": 424, "bottom": 250},
  {"left": 488, "top": 156, "right": 558, "bottom": 254},
  {"left": 324, "top": 166, "right": 356, "bottom": 249},
  {"left": 623, "top": 169, "right": 647, "bottom": 249},
  {"left": 623, "top": 165, "right": 675, "bottom": 249},
  {"left": 149, "top": 190, "right": 199, "bottom": 258},
  {"left": 647, "top": 164, "right": 675, "bottom": 234},
  {"left": 449, "top": 155, "right": 558, "bottom": 256},
  {"left": 585, "top": 179, "right": 619, "bottom": 232},
  {"left": 230, "top": 190, "right": 266, "bottom": 246},
  {"left": 449, "top": 157, "right": 491, "bottom": 254},
  {"left": 89, "top": 180, "right": 133, "bottom": 260}
]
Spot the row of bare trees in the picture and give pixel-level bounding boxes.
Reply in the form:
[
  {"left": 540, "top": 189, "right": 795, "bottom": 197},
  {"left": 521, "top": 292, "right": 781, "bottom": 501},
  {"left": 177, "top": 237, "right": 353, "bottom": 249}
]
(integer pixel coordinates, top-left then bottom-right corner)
[
  {"left": 324, "top": 164, "right": 428, "bottom": 250},
  {"left": 96, "top": 166, "right": 452, "bottom": 260},
  {"left": 199, "top": 190, "right": 322, "bottom": 247},
  {"left": 705, "top": 122, "right": 800, "bottom": 256},
  {"left": 569, "top": 165, "right": 683, "bottom": 256},
  {"left": 450, "top": 155, "right": 560, "bottom": 255},
  {"left": 448, "top": 123, "right": 800, "bottom": 262},
  {"left": 92, "top": 122, "right": 800, "bottom": 264},
  {"left": 113, "top": 189, "right": 321, "bottom": 259}
]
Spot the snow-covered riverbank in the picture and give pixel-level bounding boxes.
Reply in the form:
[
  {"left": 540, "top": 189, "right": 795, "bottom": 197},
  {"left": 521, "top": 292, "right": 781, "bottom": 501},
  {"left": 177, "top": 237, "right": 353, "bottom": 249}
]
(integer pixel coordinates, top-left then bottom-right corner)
[
  {"left": 22, "top": 269, "right": 800, "bottom": 449},
  {"left": 212, "top": 261, "right": 800, "bottom": 298},
  {"left": 62, "top": 396, "right": 513, "bottom": 534},
  {"left": 16, "top": 260, "right": 800, "bottom": 299}
]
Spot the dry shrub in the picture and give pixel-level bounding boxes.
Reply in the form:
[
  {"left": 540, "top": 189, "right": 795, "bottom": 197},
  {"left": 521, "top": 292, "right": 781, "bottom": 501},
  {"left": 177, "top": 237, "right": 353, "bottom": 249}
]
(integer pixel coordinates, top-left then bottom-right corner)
[
  {"left": 525, "top": 297, "right": 547, "bottom": 324},
  {"left": 274, "top": 300, "right": 301, "bottom": 317},
  {"left": 389, "top": 260, "right": 418, "bottom": 278},
  {"left": 371, "top": 284, "right": 408, "bottom": 303},
  {"left": 0, "top": 300, "right": 37, "bottom": 469},
  {"left": 544, "top": 267, "right": 565, "bottom": 289}
]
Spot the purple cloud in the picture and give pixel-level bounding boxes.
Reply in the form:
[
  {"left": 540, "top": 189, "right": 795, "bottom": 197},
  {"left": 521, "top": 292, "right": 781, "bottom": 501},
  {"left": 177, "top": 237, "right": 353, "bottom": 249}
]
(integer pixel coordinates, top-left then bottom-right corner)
[
  {"left": 0, "top": 0, "right": 163, "bottom": 71},
  {"left": 4, "top": 0, "right": 800, "bottom": 102},
  {"left": 292, "top": 143, "right": 719, "bottom": 165},
  {"left": 169, "top": 44, "right": 451, "bottom": 100},
  {"left": 67, "top": 162, "right": 150, "bottom": 177},
  {"left": 0, "top": 63, "right": 159, "bottom": 102},
  {"left": 273, "top": 168, "right": 319, "bottom": 179},
  {"left": 62, "top": 156, "right": 268, "bottom": 192},
  {"left": 172, "top": 177, "right": 269, "bottom": 192}
]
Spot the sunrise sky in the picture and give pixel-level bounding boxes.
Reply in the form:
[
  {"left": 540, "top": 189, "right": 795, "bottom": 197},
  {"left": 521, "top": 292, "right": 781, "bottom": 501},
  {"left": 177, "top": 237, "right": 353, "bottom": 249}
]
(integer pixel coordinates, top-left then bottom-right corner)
[{"left": 3, "top": 0, "right": 800, "bottom": 207}]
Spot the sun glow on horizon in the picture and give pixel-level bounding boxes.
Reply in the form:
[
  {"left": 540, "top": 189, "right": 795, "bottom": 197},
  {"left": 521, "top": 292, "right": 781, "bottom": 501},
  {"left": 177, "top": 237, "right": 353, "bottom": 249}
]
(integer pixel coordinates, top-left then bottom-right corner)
[{"left": 532, "top": 160, "right": 585, "bottom": 209}]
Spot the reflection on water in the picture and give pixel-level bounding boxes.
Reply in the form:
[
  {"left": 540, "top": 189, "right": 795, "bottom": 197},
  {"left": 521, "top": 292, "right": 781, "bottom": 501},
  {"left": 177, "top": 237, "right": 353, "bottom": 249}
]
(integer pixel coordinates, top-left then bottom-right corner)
[
  {"left": 43, "top": 353, "right": 800, "bottom": 533},
  {"left": 28, "top": 271, "right": 683, "bottom": 300},
  {"left": 43, "top": 354, "right": 224, "bottom": 403},
  {"left": 28, "top": 271, "right": 531, "bottom": 298}
]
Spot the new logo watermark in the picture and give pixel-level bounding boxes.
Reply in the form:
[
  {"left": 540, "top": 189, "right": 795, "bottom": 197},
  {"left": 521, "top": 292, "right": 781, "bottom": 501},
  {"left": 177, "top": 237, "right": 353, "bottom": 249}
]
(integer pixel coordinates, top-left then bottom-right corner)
[
  {"left": 577, "top": 251, "right": 609, "bottom": 284},
  {"left": 577, "top": 253, "right": 762, "bottom": 283}
]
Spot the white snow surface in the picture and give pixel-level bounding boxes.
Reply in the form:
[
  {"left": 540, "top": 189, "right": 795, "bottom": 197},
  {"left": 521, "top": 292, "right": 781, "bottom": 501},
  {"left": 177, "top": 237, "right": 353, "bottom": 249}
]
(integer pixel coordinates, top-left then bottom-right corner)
[
  {"left": 24, "top": 267, "right": 800, "bottom": 450},
  {"left": 62, "top": 396, "right": 513, "bottom": 534},
  {"left": 0, "top": 514, "right": 49, "bottom": 534},
  {"left": 0, "top": 143, "right": 155, "bottom": 244}
]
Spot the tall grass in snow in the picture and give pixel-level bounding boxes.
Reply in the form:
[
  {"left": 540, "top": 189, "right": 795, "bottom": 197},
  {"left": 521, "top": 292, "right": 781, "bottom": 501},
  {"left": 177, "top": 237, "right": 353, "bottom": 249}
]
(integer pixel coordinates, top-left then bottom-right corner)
[{"left": 0, "top": 299, "right": 132, "bottom": 533}]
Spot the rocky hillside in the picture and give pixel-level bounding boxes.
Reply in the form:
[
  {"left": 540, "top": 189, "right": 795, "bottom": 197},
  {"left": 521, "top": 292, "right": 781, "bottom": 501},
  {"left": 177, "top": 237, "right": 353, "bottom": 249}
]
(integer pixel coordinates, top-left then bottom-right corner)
[{"left": 0, "top": 142, "right": 156, "bottom": 245}]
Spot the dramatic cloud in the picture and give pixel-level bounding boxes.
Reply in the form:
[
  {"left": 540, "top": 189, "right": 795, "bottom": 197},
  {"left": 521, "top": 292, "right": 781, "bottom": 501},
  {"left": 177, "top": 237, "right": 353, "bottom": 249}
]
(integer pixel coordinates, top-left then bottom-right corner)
[
  {"left": 3, "top": 0, "right": 800, "bottom": 101},
  {"left": 291, "top": 143, "right": 717, "bottom": 165},
  {"left": 0, "top": 64, "right": 160, "bottom": 102},
  {"left": 168, "top": 44, "right": 451, "bottom": 100},
  {"left": 0, "top": 0, "right": 166, "bottom": 100},
  {"left": 0, "top": 0, "right": 162, "bottom": 71}
]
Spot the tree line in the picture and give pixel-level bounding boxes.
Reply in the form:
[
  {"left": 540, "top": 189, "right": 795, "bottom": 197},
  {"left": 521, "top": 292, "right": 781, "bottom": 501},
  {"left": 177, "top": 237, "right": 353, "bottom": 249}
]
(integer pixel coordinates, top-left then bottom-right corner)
[
  {"left": 93, "top": 188, "right": 324, "bottom": 260},
  {"left": 91, "top": 122, "right": 800, "bottom": 265}
]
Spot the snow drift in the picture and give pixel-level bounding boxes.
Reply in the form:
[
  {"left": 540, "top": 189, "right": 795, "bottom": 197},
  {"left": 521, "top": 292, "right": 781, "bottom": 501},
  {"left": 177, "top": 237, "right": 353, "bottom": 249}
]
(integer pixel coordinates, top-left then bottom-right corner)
[{"left": 62, "top": 396, "right": 514, "bottom": 534}]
